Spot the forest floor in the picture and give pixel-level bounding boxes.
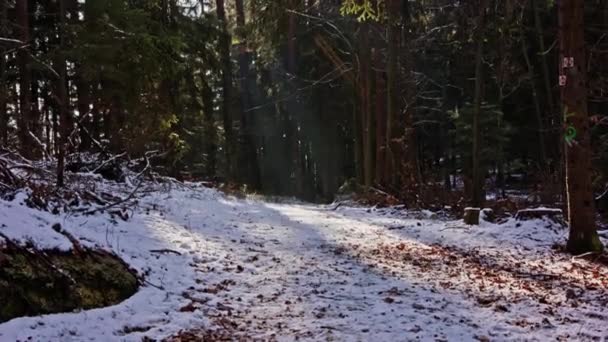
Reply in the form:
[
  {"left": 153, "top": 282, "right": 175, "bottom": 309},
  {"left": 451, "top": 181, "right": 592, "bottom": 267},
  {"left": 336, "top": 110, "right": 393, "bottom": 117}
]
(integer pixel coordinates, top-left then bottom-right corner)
[{"left": 1, "top": 183, "right": 608, "bottom": 341}]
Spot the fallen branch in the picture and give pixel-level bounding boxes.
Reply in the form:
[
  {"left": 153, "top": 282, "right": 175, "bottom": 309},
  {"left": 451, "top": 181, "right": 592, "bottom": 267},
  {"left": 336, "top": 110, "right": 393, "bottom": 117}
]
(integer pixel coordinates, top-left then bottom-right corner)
[
  {"left": 571, "top": 251, "right": 601, "bottom": 260},
  {"left": 68, "top": 113, "right": 99, "bottom": 148},
  {"left": 0, "top": 160, "right": 19, "bottom": 187},
  {"left": 330, "top": 202, "right": 344, "bottom": 211},
  {"left": 77, "top": 124, "right": 105, "bottom": 152},
  {"left": 0, "top": 156, "right": 53, "bottom": 175},
  {"left": 0, "top": 181, "right": 13, "bottom": 190},
  {"left": 79, "top": 179, "right": 143, "bottom": 216},
  {"left": 513, "top": 271, "right": 559, "bottom": 279},
  {"left": 51, "top": 223, "right": 85, "bottom": 255},
  {"left": 0, "top": 37, "right": 25, "bottom": 44},
  {"left": 143, "top": 279, "right": 165, "bottom": 291},
  {"left": 440, "top": 225, "right": 471, "bottom": 232},
  {"left": 133, "top": 152, "right": 152, "bottom": 179},
  {"left": 28, "top": 131, "right": 50, "bottom": 160},
  {"left": 91, "top": 152, "right": 127, "bottom": 174},
  {"left": 150, "top": 249, "right": 182, "bottom": 256},
  {"left": 369, "top": 186, "right": 390, "bottom": 196},
  {"left": 0, "top": 148, "right": 34, "bottom": 164},
  {"left": 82, "top": 190, "right": 109, "bottom": 206}
]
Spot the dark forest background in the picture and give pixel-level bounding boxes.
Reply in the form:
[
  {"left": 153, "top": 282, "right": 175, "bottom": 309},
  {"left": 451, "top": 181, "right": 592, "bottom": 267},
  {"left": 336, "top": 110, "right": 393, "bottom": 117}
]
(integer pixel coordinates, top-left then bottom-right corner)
[{"left": 0, "top": 0, "right": 606, "bottom": 212}]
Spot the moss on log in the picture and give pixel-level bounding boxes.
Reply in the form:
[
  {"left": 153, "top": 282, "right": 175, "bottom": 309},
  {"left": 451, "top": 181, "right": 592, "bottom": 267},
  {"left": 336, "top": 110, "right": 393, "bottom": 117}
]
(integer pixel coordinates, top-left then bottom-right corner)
[{"left": 0, "top": 245, "right": 138, "bottom": 323}]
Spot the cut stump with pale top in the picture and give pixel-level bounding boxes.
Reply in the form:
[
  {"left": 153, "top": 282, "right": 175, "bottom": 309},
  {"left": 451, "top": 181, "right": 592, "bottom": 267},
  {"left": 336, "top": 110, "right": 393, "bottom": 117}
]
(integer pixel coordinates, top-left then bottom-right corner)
[{"left": 464, "top": 207, "right": 481, "bottom": 225}]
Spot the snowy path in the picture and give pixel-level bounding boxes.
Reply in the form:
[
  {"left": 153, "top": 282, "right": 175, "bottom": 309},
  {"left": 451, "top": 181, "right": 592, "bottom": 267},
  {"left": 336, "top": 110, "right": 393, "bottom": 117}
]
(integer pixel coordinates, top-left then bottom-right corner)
[{"left": 1, "top": 186, "right": 607, "bottom": 341}]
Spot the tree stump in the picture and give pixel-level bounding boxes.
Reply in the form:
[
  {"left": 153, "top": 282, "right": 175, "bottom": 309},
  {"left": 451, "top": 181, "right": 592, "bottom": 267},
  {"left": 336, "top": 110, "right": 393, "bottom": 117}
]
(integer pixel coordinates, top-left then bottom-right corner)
[{"left": 463, "top": 207, "right": 481, "bottom": 225}]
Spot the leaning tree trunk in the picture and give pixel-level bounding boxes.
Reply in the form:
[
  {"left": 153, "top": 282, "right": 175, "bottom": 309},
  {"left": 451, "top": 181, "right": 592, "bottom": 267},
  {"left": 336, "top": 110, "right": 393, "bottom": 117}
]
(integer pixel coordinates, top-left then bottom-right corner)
[
  {"left": 216, "top": 0, "right": 236, "bottom": 180},
  {"left": 558, "top": 0, "right": 603, "bottom": 253}
]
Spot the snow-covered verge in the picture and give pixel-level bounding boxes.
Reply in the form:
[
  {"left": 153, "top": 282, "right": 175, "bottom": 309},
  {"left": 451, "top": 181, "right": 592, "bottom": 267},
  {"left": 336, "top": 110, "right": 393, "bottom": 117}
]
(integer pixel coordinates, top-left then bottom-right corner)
[{"left": 0, "top": 182, "right": 607, "bottom": 341}]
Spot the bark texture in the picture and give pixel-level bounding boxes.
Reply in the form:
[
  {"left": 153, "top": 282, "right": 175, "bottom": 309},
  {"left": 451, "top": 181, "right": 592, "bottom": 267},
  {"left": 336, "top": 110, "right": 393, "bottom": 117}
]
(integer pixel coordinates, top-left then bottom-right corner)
[{"left": 558, "top": 0, "right": 603, "bottom": 253}]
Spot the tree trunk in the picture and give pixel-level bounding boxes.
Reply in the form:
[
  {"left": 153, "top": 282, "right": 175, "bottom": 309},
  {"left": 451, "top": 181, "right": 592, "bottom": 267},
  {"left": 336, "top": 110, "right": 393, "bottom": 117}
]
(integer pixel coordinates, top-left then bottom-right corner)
[
  {"left": 533, "top": 0, "right": 555, "bottom": 123},
  {"left": 558, "top": 0, "right": 603, "bottom": 253},
  {"left": 534, "top": 0, "right": 564, "bottom": 203},
  {"left": 52, "top": 99, "right": 59, "bottom": 154},
  {"left": 471, "top": 0, "right": 486, "bottom": 208},
  {"left": 400, "top": 0, "right": 419, "bottom": 190},
  {"left": 385, "top": 0, "right": 400, "bottom": 187},
  {"left": 0, "top": 0, "right": 7, "bottom": 146},
  {"left": 352, "top": 99, "right": 363, "bottom": 184},
  {"left": 360, "top": 21, "right": 374, "bottom": 187},
  {"left": 30, "top": 65, "right": 41, "bottom": 153},
  {"left": 76, "top": 71, "right": 91, "bottom": 151},
  {"left": 74, "top": 0, "right": 91, "bottom": 152},
  {"left": 235, "top": 0, "right": 261, "bottom": 189},
  {"left": 201, "top": 75, "right": 217, "bottom": 178},
  {"left": 374, "top": 48, "right": 386, "bottom": 186},
  {"left": 44, "top": 95, "right": 51, "bottom": 155},
  {"left": 91, "top": 100, "right": 100, "bottom": 143},
  {"left": 16, "top": 0, "right": 33, "bottom": 158},
  {"left": 521, "top": 24, "right": 547, "bottom": 165},
  {"left": 287, "top": 0, "right": 304, "bottom": 196},
  {"left": 56, "top": 0, "right": 70, "bottom": 187},
  {"left": 216, "top": 0, "right": 236, "bottom": 180},
  {"left": 442, "top": 61, "right": 452, "bottom": 192}
]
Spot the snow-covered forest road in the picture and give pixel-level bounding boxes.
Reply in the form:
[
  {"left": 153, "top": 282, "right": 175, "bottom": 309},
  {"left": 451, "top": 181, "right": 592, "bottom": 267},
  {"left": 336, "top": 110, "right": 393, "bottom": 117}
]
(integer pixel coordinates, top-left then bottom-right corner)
[{"left": 1, "top": 185, "right": 607, "bottom": 341}]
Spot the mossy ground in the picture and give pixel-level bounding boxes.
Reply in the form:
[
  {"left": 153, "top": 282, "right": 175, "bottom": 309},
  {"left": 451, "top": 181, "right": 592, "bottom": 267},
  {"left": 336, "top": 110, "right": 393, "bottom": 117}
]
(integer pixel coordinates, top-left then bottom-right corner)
[
  {"left": 567, "top": 230, "right": 605, "bottom": 254},
  {"left": 0, "top": 246, "right": 139, "bottom": 323}
]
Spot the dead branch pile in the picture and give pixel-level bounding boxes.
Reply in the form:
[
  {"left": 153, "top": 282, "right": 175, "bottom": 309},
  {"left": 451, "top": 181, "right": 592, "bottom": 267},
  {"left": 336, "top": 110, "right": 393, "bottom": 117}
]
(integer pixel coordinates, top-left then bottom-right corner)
[{"left": 0, "top": 148, "right": 180, "bottom": 220}]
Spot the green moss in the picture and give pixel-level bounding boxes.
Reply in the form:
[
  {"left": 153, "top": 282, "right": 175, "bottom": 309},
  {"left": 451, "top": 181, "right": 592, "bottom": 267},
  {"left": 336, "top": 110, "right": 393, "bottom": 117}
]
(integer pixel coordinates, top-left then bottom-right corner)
[
  {"left": 0, "top": 247, "right": 138, "bottom": 323},
  {"left": 567, "top": 231, "right": 605, "bottom": 254}
]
